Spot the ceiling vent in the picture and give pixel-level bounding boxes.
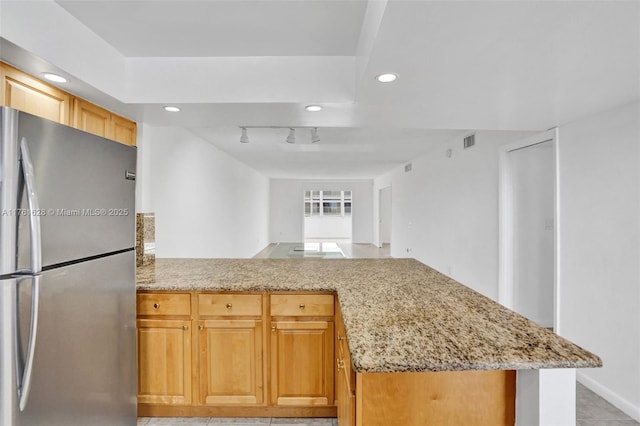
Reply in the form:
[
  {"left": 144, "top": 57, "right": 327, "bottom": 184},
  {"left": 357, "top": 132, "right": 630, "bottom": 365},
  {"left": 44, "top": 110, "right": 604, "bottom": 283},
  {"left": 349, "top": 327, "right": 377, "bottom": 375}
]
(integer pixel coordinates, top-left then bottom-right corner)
[
  {"left": 404, "top": 163, "right": 412, "bottom": 173},
  {"left": 463, "top": 134, "right": 475, "bottom": 149}
]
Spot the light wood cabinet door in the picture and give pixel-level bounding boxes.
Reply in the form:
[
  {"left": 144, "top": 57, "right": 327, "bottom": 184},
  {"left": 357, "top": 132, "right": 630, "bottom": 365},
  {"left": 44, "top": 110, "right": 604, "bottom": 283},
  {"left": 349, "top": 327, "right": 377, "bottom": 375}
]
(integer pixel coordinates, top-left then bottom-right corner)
[
  {"left": 336, "top": 361, "right": 355, "bottom": 426},
  {"left": 72, "top": 98, "right": 111, "bottom": 138},
  {"left": 270, "top": 320, "right": 334, "bottom": 406},
  {"left": 199, "top": 319, "right": 264, "bottom": 405},
  {"left": 336, "top": 305, "right": 355, "bottom": 426},
  {"left": 111, "top": 113, "right": 137, "bottom": 146},
  {"left": 0, "top": 63, "right": 71, "bottom": 124},
  {"left": 137, "top": 319, "right": 192, "bottom": 405}
]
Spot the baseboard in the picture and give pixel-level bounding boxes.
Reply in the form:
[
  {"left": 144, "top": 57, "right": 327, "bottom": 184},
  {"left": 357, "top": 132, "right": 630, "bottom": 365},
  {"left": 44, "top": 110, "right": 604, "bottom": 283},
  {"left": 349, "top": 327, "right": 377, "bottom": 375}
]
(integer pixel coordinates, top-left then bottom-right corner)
[
  {"left": 530, "top": 319, "right": 554, "bottom": 328},
  {"left": 138, "top": 403, "right": 337, "bottom": 418},
  {"left": 577, "top": 371, "right": 640, "bottom": 422}
]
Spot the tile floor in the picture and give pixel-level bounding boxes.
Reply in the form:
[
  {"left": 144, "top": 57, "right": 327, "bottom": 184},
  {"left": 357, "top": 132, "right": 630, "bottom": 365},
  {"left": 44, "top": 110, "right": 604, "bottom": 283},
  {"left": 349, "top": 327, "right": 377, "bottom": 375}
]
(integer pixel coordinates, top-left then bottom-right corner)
[
  {"left": 137, "top": 383, "right": 638, "bottom": 426},
  {"left": 577, "top": 383, "right": 639, "bottom": 426}
]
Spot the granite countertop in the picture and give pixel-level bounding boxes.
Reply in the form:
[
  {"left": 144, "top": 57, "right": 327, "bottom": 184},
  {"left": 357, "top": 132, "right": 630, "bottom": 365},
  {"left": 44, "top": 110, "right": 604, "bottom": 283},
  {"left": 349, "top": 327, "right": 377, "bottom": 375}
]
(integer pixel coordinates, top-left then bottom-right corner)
[{"left": 137, "top": 258, "right": 602, "bottom": 373}]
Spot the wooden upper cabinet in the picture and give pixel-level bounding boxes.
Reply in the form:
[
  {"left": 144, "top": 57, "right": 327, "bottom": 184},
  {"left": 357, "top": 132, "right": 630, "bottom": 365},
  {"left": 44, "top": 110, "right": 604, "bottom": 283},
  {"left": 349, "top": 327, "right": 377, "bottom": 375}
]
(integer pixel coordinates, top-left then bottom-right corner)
[
  {"left": 72, "top": 98, "right": 111, "bottom": 138},
  {"left": 111, "top": 113, "right": 137, "bottom": 146},
  {"left": 73, "top": 99, "right": 137, "bottom": 146},
  {"left": 0, "top": 63, "right": 71, "bottom": 125},
  {"left": 0, "top": 61, "right": 136, "bottom": 146}
]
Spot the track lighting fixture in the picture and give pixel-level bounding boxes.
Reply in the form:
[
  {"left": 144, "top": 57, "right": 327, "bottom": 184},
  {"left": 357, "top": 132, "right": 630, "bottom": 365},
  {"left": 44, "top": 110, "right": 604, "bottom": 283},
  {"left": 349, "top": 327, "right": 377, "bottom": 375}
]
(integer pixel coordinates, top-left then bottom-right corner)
[
  {"left": 238, "top": 126, "right": 320, "bottom": 144},
  {"left": 240, "top": 127, "right": 249, "bottom": 143},
  {"left": 286, "top": 128, "right": 296, "bottom": 144},
  {"left": 311, "top": 128, "right": 320, "bottom": 143}
]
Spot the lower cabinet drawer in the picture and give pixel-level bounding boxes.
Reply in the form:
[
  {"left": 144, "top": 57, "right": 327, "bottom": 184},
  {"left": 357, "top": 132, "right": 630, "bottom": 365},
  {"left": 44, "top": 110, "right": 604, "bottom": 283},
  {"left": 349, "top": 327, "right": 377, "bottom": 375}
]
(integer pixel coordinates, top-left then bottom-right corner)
[
  {"left": 270, "top": 294, "right": 334, "bottom": 316},
  {"left": 137, "top": 293, "right": 190, "bottom": 316},
  {"left": 199, "top": 293, "right": 263, "bottom": 316}
]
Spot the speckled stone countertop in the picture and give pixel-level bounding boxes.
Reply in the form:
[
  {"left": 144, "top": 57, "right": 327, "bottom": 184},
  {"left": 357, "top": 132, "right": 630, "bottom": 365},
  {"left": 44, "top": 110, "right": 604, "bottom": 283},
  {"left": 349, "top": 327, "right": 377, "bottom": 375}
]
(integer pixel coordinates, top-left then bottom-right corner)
[{"left": 137, "top": 258, "right": 602, "bottom": 373}]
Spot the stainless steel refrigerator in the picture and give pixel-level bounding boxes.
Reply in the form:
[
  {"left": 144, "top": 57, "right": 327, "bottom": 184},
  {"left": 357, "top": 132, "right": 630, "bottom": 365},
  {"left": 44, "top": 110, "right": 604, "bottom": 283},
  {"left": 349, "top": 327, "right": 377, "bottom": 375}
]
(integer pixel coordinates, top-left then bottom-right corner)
[{"left": 0, "top": 107, "right": 137, "bottom": 425}]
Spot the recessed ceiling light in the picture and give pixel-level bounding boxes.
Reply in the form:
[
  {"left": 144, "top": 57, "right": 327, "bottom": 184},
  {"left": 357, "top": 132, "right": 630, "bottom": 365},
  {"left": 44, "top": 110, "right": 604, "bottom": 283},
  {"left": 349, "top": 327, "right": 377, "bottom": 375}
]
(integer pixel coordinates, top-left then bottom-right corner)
[
  {"left": 375, "top": 73, "right": 398, "bottom": 83},
  {"left": 305, "top": 105, "right": 323, "bottom": 112},
  {"left": 163, "top": 106, "right": 181, "bottom": 112},
  {"left": 42, "top": 73, "right": 67, "bottom": 83}
]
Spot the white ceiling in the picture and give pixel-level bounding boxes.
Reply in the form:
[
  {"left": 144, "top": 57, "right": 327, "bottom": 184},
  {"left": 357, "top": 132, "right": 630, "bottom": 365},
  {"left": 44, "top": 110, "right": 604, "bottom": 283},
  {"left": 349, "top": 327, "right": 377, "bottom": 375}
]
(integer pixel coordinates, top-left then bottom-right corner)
[
  {"left": 55, "top": 1, "right": 368, "bottom": 57},
  {"left": 2, "top": 1, "right": 639, "bottom": 179}
]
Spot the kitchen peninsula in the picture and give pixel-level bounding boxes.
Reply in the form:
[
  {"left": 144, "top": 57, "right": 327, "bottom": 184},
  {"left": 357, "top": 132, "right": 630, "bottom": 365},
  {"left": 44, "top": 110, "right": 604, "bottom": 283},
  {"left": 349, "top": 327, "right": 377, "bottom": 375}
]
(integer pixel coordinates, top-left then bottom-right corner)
[{"left": 136, "top": 258, "right": 601, "bottom": 425}]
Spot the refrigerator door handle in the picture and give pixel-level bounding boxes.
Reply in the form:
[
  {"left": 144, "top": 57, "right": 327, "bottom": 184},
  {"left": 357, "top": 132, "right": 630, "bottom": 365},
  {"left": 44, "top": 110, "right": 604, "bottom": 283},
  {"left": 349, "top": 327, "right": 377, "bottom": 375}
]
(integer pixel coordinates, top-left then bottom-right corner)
[
  {"left": 17, "top": 274, "right": 41, "bottom": 411},
  {"left": 19, "top": 137, "right": 42, "bottom": 274}
]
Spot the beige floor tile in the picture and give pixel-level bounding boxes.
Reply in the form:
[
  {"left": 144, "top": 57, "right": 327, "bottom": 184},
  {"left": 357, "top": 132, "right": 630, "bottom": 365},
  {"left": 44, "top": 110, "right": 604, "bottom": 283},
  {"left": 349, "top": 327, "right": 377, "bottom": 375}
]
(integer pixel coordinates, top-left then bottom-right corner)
[{"left": 577, "top": 383, "right": 638, "bottom": 423}]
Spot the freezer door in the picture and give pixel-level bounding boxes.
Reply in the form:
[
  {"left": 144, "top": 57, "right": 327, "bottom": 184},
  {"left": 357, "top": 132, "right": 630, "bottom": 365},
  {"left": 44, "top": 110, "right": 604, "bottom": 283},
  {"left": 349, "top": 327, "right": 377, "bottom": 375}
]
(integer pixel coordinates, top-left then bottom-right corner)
[
  {"left": 16, "top": 251, "right": 136, "bottom": 426},
  {"left": 15, "top": 110, "right": 136, "bottom": 270}
]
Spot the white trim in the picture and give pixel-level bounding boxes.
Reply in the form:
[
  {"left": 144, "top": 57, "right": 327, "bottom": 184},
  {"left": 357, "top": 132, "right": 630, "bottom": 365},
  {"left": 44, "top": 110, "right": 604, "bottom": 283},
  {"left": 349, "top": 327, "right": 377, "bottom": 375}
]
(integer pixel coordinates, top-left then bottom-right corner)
[
  {"left": 552, "top": 128, "right": 561, "bottom": 333},
  {"left": 376, "top": 186, "right": 391, "bottom": 248},
  {"left": 577, "top": 371, "right": 640, "bottom": 422},
  {"left": 375, "top": 187, "right": 382, "bottom": 248},
  {"left": 498, "top": 129, "right": 559, "bottom": 331}
]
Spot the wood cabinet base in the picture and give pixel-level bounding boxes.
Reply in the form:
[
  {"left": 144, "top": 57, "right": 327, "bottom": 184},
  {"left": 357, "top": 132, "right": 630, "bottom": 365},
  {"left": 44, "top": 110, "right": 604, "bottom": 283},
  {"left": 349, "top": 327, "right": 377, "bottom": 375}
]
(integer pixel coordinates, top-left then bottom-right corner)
[
  {"left": 356, "top": 370, "right": 516, "bottom": 426},
  {"left": 138, "top": 403, "right": 337, "bottom": 418}
]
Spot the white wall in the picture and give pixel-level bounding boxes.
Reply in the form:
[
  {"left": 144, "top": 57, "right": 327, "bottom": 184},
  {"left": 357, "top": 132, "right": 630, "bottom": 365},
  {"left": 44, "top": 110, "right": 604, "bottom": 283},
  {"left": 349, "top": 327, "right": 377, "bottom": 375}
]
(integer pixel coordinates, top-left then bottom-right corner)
[
  {"left": 304, "top": 216, "right": 352, "bottom": 239},
  {"left": 373, "top": 102, "right": 640, "bottom": 421},
  {"left": 558, "top": 101, "right": 640, "bottom": 420},
  {"left": 269, "top": 180, "right": 373, "bottom": 243},
  {"left": 138, "top": 124, "right": 270, "bottom": 258},
  {"left": 374, "top": 130, "right": 534, "bottom": 299}
]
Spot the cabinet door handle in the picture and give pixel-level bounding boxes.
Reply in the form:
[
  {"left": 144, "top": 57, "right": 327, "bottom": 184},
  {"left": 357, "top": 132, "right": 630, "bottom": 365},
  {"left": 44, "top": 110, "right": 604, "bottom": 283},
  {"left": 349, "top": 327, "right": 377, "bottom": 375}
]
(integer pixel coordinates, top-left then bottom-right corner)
[
  {"left": 153, "top": 303, "right": 160, "bottom": 309},
  {"left": 271, "top": 326, "right": 276, "bottom": 332},
  {"left": 338, "top": 334, "right": 345, "bottom": 341},
  {"left": 226, "top": 303, "right": 232, "bottom": 309},
  {"left": 299, "top": 304, "right": 305, "bottom": 309},
  {"left": 198, "top": 325, "right": 204, "bottom": 331},
  {"left": 182, "top": 325, "right": 189, "bottom": 331}
]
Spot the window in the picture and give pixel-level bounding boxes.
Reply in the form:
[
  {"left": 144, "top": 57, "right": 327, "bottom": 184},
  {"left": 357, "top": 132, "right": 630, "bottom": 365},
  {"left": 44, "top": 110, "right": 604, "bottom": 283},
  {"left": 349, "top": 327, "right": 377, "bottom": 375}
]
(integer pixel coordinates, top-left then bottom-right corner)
[
  {"left": 304, "top": 190, "right": 352, "bottom": 217},
  {"left": 344, "top": 191, "right": 352, "bottom": 215}
]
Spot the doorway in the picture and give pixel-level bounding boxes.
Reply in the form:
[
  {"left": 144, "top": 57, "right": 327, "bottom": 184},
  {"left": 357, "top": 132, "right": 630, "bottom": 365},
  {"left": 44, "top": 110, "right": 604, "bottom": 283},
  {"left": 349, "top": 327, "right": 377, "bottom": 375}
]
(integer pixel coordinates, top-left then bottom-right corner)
[
  {"left": 498, "top": 130, "right": 558, "bottom": 330},
  {"left": 378, "top": 187, "right": 392, "bottom": 249}
]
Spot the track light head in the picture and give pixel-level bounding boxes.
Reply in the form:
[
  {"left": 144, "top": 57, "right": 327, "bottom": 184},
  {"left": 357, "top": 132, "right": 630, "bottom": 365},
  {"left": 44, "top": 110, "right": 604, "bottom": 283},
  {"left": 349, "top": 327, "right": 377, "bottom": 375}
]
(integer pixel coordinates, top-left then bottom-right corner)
[
  {"left": 286, "top": 128, "right": 296, "bottom": 144},
  {"left": 240, "top": 127, "right": 249, "bottom": 143},
  {"left": 311, "top": 128, "right": 320, "bottom": 143}
]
